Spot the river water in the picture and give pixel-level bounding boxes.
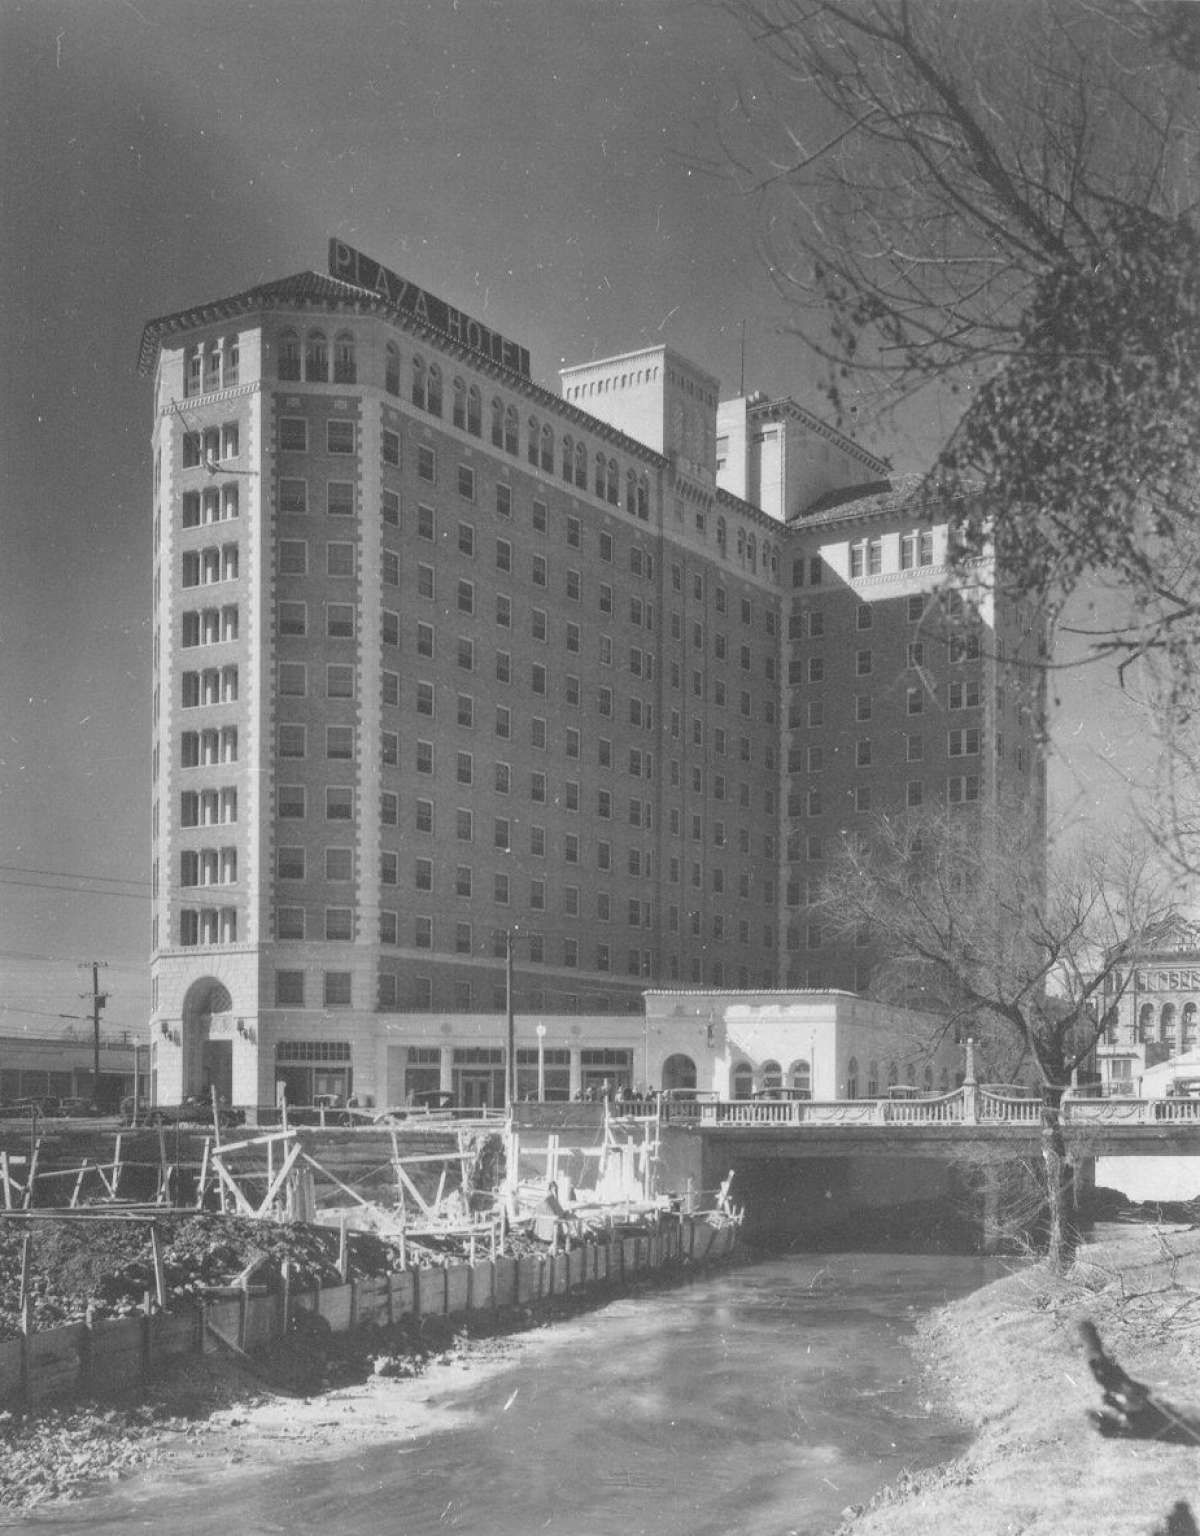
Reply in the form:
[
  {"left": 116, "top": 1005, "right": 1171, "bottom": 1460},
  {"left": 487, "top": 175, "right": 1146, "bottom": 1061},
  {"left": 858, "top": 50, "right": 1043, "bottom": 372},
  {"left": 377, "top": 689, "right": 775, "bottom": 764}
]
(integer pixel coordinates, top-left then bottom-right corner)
[{"left": 23, "top": 1251, "right": 1004, "bottom": 1536}]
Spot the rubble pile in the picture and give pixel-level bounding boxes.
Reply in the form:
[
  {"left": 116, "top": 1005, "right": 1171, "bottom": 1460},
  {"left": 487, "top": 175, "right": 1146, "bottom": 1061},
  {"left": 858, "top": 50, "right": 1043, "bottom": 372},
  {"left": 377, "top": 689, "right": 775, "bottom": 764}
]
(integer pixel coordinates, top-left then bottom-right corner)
[
  {"left": 0, "top": 1216, "right": 392, "bottom": 1338},
  {"left": 0, "top": 1212, "right": 554, "bottom": 1339}
]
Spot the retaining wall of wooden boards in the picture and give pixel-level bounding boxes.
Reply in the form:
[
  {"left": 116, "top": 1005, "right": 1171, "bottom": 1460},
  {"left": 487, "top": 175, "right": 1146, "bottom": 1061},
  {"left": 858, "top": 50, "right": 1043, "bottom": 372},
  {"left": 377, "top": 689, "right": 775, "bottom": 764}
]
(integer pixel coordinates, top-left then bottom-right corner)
[{"left": 0, "top": 1214, "right": 738, "bottom": 1410}]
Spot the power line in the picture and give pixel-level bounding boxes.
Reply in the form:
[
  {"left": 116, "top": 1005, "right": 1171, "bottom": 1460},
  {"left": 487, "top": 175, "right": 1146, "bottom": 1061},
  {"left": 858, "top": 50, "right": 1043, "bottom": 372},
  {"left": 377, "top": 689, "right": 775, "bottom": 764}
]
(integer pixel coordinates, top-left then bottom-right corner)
[
  {"left": 0, "top": 862, "right": 149, "bottom": 889},
  {"left": 0, "top": 876, "right": 149, "bottom": 902},
  {"left": 0, "top": 948, "right": 144, "bottom": 970}
]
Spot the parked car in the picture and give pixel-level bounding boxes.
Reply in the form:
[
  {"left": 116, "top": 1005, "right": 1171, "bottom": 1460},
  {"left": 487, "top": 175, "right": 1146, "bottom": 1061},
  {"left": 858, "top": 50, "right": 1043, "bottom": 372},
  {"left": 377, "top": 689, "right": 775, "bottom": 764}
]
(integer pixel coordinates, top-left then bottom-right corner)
[
  {"left": 138, "top": 1099, "right": 244, "bottom": 1129},
  {"left": 0, "top": 1096, "right": 60, "bottom": 1118}
]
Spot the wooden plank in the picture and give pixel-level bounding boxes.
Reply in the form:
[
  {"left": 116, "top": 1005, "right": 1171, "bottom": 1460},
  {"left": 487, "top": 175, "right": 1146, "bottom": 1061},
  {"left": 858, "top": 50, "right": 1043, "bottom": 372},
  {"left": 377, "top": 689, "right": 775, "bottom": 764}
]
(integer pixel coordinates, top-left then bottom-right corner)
[
  {"left": 253, "top": 1139, "right": 302, "bottom": 1218},
  {"left": 444, "top": 1264, "right": 469, "bottom": 1316}
]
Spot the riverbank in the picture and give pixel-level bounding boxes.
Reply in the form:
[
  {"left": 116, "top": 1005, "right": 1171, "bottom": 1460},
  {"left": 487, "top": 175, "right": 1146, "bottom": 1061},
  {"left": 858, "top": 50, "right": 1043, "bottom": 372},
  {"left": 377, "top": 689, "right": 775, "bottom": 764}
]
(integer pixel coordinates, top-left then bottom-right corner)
[{"left": 841, "top": 1222, "right": 1200, "bottom": 1536}]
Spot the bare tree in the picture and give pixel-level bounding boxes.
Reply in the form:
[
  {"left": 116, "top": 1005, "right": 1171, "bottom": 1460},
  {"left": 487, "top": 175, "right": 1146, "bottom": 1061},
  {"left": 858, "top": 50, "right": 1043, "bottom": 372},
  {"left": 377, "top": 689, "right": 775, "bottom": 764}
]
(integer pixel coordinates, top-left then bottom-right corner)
[
  {"left": 819, "top": 804, "right": 1175, "bottom": 1264},
  {"left": 821, "top": 805, "right": 1174, "bottom": 1096},
  {"left": 721, "top": 0, "right": 1200, "bottom": 792}
]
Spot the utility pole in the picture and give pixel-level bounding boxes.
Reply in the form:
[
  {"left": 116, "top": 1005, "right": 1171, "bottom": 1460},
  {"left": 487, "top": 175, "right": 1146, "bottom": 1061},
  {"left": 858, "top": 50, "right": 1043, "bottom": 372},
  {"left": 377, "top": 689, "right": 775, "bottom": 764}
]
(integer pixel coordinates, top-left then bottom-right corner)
[{"left": 79, "top": 962, "right": 109, "bottom": 1109}]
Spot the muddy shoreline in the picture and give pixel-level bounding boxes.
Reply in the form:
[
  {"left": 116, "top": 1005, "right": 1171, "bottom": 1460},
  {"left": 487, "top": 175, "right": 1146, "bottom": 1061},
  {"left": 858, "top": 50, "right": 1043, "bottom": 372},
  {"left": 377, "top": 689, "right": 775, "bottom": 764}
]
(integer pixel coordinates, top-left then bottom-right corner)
[{"left": 838, "top": 1223, "right": 1200, "bottom": 1536}]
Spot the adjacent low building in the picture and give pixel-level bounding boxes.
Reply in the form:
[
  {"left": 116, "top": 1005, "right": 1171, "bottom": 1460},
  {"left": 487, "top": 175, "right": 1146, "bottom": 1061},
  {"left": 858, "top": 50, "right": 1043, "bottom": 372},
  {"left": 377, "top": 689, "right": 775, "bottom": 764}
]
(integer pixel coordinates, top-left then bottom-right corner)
[{"left": 0, "top": 1034, "right": 140, "bottom": 1110}]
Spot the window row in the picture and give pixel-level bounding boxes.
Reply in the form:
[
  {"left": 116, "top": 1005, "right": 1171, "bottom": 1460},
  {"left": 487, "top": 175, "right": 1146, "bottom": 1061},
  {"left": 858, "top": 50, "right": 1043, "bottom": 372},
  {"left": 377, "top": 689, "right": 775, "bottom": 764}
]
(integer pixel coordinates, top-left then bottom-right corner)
[
  {"left": 180, "top": 787, "right": 238, "bottom": 825},
  {"left": 182, "top": 485, "right": 239, "bottom": 526},
  {"left": 178, "top": 907, "right": 238, "bottom": 946},
  {"left": 278, "top": 329, "right": 358, "bottom": 385},
  {"left": 184, "top": 340, "right": 239, "bottom": 397},
  {"left": 182, "top": 607, "right": 238, "bottom": 647},
  {"left": 180, "top": 847, "right": 237, "bottom": 885},
  {"left": 278, "top": 417, "right": 358, "bottom": 456},
  {"left": 278, "top": 601, "right": 355, "bottom": 638},
  {"left": 278, "top": 478, "right": 357, "bottom": 516},
  {"left": 181, "top": 667, "right": 238, "bottom": 707},
  {"left": 181, "top": 421, "right": 240, "bottom": 468},
  {"left": 180, "top": 727, "right": 238, "bottom": 766},
  {"left": 181, "top": 546, "right": 239, "bottom": 586}
]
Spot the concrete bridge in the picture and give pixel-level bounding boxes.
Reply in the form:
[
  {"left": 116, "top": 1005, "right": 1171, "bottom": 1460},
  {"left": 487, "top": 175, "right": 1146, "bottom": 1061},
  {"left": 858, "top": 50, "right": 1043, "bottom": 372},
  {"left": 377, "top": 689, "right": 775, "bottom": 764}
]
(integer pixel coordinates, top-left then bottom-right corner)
[
  {"left": 653, "top": 1088, "right": 1200, "bottom": 1246},
  {"left": 659, "top": 1086, "right": 1200, "bottom": 1158}
]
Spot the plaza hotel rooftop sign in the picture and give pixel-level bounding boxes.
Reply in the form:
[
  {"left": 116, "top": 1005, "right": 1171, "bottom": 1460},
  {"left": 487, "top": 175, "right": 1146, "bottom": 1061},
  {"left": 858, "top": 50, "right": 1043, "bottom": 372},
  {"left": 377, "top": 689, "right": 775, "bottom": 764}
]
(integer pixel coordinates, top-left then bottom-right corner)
[{"left": 329, "top": 239, "right": 531, "bottom": 379}]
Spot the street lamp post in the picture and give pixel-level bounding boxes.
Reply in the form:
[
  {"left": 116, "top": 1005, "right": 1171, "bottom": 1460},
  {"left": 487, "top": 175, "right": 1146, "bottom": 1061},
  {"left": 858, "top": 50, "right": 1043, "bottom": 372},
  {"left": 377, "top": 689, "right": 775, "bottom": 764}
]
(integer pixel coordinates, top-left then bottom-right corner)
[{"left": 536, "top": 1023, "right": 546, "bottom": 1102}]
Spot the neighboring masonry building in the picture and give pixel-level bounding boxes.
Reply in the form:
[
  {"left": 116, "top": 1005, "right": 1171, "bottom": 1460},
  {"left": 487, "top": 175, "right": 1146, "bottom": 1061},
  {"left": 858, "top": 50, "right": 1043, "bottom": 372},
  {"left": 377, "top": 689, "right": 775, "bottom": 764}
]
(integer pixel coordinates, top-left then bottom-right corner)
[
  {"left": 1097, "top": 918, "right": 1200, "bottom": 1095},
  {"left": 139, "top": 240, "right": 1045, "bottom": 1110}
]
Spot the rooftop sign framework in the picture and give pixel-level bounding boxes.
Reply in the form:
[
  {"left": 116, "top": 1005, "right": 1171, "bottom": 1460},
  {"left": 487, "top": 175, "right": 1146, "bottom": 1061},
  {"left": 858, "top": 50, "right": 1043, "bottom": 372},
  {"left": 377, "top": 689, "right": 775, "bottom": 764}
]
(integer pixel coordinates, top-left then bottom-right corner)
[{"left": 329, "top": 239, "right": 531, "bottom": 379}]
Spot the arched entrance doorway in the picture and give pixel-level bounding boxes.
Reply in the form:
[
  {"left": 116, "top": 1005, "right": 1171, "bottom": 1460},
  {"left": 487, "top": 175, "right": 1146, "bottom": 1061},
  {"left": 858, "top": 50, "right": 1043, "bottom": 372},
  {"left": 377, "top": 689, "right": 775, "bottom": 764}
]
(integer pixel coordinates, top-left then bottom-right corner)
[
  {"left": 661, "top": 1053, "right": 697, "bottom": 1092},
  {"left": 181, "top": 979, "right": 235, "bottom": 1105}
]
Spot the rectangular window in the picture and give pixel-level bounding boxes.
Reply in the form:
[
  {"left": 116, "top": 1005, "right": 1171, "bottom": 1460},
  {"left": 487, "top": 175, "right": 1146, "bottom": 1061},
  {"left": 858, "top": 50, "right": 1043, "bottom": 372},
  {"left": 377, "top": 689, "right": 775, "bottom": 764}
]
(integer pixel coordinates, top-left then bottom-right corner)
[
  {"left": 325, "top": 786, "right": 353, "bottom": 820},
  {"left": 279, "top": 479, "right": 308, "bottom": 516},
  {"left": 326, "top": 481, "right": 354, "bottom": 518},
  {"left": 327, "top": 603, "right": 354, "bottom": 638},
  {"left": 327, "top": 420, "right": 355, "bottom": 455},
  {"left": 458, "top": 465, "right": 476, "bottom": 500},
  {"left": 417, "top": 444, "right": 435, "bottom": 482},
  {"left": 279, "top": 417, "right": 307, "bottom": 452},
  {"left": 327, "top": 543, "right": 354, "bottom": 577},
  {"left": 496, "top": 483, "right": 512, "bottom": 518}
]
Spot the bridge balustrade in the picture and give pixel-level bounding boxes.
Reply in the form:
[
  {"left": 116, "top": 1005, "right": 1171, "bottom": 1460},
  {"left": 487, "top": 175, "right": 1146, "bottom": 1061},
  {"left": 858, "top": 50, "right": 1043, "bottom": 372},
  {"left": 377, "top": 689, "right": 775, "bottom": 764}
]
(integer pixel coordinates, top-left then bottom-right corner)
[
  {"left": 978, "top": 1091, "right": 1041, "bottom": 1125},
  {"left": 882, "top": 1090, "right": 964, "bottom": 1124},
  {"left": 658, "top": 1092, "right": 1200, "bottom": 1131}
]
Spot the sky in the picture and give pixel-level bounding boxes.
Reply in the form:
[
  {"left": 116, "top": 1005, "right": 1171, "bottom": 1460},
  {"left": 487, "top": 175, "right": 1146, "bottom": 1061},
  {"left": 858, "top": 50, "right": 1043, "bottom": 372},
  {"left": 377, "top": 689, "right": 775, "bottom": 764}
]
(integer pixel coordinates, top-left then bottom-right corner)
[{"left": 0, "top": 0, "right": 1145, "bottom": 1041}]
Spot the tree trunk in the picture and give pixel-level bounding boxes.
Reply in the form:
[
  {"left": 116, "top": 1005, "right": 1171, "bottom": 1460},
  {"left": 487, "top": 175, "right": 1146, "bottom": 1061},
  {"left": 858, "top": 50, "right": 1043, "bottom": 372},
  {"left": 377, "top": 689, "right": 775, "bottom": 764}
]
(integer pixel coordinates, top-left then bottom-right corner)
[{"left": 1041, "top": 1105, "right": 1076, "bottom": 1271}]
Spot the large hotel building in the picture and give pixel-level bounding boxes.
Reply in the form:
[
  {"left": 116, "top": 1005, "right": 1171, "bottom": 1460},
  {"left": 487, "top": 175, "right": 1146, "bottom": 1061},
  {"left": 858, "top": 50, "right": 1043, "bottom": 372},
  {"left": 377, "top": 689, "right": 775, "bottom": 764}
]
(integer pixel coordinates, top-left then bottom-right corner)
[{"left": 140, "top": 243, "right": 1045, "bottom": 1111}]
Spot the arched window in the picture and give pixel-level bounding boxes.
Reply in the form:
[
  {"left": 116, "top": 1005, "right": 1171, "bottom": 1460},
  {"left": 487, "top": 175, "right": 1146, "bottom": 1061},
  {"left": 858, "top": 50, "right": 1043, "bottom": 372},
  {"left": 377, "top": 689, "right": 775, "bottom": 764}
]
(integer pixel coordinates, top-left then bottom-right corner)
[
  {"left": 427, "top": 364, "right": 443, "bottom": 417},
  {"left": 278, "top": 329, "right": 301, "bottom": 382},
  {"left": 453, "top": 377, "right": 467, "bottom": 428},
  {"left": 747, "top": 533, "right": 757, "bottom": 571},
  {"left": 923, "top": 1063, "right": 934, "bottom": 1092},
  {"left": 626, "top": 470, "right": 638, "bottom": 515},
  {"left": 1184, "top": 1003, "right": 1198, "bottom": 1050},
  {"left": 716, "top": 517, "right": 727, "bottom": 555},
  {"left": 1139, "top": 1002, "right": 1154, "bottom": 1042},
  {"left": 527, "top": 415, "right": 541, "bottom": 466},
  {"left": 333, "top": 331, "right": 356, "bottom": 384},
  {"left": 384, "top": 343, "right": 401, "bottom": 395},
  {"left": 887, "top": 1061, "right": 899, "bottom": 1087},
  {"left": 561, "top": 434, "right": 574, "bottom": 481},
  {"left": 504, "top": 405, "right": 519, "bottom": 455},
  {"left": 491, "top": 397, "right": 504, "bottom": 447},
  {"left": 737, "top": 528, "right": 746, "bottom": 560},
  {"left": 411, "top": 356, "right": 427, "bottom": 409},
  {"left": 788, "top": 1059, "right": 811, "bottom": 1099},
  {"left": 305, "top": 330, "right": 328, "bottom": 382},
  {"left": 185, "top": 345, "right": 202, "bottom": 395},
  {"left": 595, "top": 452, "right": 606, "bottom": 497},
  {"left": 574, "top": 442, "right": 587, "bottom": 489},
  {"left": 846, "top": 1056, "right": 859, "bottom": 1099},
  {"left": 636, "top": 477, "right": 648, "bottom": 520},
  {"left": 606, "top": 458, "right": 619, "bottom": 506},
  {"left": 1161, "top": 1003, "right": 1178, "bottom": 1051},
  {"left": 732, "top": 1062, "right": 753, "bottom": 1099},
  {"left": 661, "top": 1053, "right": 697, "bottom": 1092},
  {"left": 467, "top": 385, "right": 481, "bottom": 436},
  {"left": 204, "top": 343, "right": 221, "bottom": 392},
  {"left": 761, "top": 1059, "right": 782, "bottom": 1092},
  {"left": 540, "top": 423, "right": 554, "bottom": 471},
  {"left": 868, "top": 1059, "right": 880, "bottom": 1096},
  {"left": 940, "top": 1066, "right": 950, "bottom": 1091},
  {"left": 904, "top": 1061, "right": 917, "bottom": 1085}
]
